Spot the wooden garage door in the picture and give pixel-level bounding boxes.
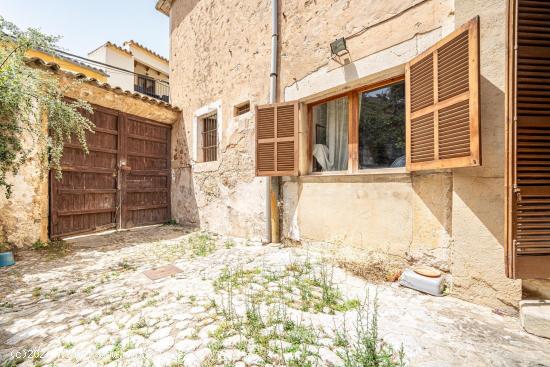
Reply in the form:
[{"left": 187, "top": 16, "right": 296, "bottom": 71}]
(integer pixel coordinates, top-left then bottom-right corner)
[
  {"left": 50, "top": 105, "right": 171, "bottom": 238},
  {"left": 123, "top": 115, "right": 171, "bottom": 228}
]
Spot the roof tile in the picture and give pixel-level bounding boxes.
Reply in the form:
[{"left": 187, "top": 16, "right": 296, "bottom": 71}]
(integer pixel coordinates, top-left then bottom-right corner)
[{"left": 27, "top": 57, "right": 180, "bottom": 112}]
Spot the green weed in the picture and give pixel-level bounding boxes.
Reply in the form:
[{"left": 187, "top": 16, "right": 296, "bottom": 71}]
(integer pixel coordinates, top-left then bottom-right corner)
[{"left": 190, "top": 233, "right": 216, "bottom": 256}]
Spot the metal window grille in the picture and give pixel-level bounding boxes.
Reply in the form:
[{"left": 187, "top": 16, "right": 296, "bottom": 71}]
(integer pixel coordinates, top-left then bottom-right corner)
[{"left": 202, "top": 115, "right": 218, "bottom": 162}]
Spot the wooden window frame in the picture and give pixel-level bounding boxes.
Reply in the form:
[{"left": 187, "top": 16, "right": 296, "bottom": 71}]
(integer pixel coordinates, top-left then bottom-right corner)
[
  {"left": 234, "top": 101, "right": 251, "bottom": 117},
  {"left": 306, "top": 76, "right": 406, "bottom": 176},
  {"left": 136, "top": 75, "right": 156, "bottom": 96}
]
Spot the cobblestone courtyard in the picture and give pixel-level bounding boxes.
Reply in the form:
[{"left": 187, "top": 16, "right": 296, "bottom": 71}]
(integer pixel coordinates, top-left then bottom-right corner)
[{"left": 1, "top": 225, "right": 550, "bottom": 367}]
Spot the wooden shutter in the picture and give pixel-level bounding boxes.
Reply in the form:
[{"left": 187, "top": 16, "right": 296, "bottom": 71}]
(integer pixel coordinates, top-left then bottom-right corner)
[
  {"left": 255, "top": 102, "right": 299, "bottom": 176},
  {"left": 405, "top": 17, "right": 480, "bottom": 171},
  {"left": 506, "top": 0, "right": 550, "bottom": 279}
]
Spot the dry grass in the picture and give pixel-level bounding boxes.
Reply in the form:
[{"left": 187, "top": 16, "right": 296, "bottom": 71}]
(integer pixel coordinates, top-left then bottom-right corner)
[{"left": 337, "top": 257, "right": 405, "bottom": 284}]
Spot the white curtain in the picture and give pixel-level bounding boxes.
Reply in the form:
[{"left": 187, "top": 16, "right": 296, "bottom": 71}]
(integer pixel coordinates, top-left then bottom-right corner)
[
  {"left": 313, "top": 97, "right": 348, "bottom": 171},
  {"left": 327, "top": 98, "right": 348, "bottom": 170}
]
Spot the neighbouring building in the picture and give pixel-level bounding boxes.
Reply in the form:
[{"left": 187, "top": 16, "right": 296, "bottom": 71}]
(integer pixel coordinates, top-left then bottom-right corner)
[
  {"left": 26, "top": 49, "right": 108, "bottom": 82},
  {"left": 88, "top": 40, "right": 170, "bottom": 102},
  {"left": 156, "top": 0, "right": 550, "bottom": 315}
]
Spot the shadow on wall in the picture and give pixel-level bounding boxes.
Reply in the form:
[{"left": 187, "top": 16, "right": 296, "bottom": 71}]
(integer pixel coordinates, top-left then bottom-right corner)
[
  {"left": 344, "top": 62, "right": 358, "bottom": 83},
  {"left": 171, "top": 116, "right": 201, "bottom": 227},
  {"left": 411, "top": 171, "right": 453, "bottom": 239},
  {"left": 452, "top": 76, "right": 506, "bottom": 246},
  {"left": 169, "top": 0, "right": 201, "bottom": 38},
  {"left": 448, "top": 76, "right": 520, "bottom": 308}
]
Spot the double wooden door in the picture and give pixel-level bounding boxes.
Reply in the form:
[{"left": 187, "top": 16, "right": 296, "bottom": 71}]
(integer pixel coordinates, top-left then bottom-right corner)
[{"left": 49, "top": 105, "right": 171, "bottom": 238}]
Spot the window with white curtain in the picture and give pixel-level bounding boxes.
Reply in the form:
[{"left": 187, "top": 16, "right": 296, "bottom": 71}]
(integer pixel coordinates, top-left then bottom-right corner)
[
  {"left": 308, "top": 78, "right": 405, "bottom": 174},
  {"left": 311, "top": 96, "right": 349, "bottom": 172}
]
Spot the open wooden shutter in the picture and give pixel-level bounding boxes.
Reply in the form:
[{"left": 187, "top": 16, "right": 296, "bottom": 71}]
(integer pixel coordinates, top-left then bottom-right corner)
[
  {"left": 255, "top": 102, "right": 299, "bottom": 176},
  {"left": 506, "top": 0, "right": 550, "bottom": 279},
  {"left": 405, "top": 17, "right": 480, "bottom": 171}
]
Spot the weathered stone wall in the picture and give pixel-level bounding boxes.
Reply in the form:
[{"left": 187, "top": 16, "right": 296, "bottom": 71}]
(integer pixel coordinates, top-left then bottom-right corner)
[
  {"left": 0, "top": 72, "right": 179, "bottom": 248},
  {"left": 0, "top": 120, "right": 48, "bottom": 248},
  {"left": 169, "top": 0, "right": 274, "bottom": 241},
  {"left": 168, "top": 0, "right": 533, "bottom": 310}
]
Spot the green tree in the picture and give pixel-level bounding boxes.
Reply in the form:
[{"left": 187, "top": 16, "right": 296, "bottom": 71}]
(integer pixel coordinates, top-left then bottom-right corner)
[
  {"left": 0, "top": 17, "right": 94, "bottom": 198},
  {"left": 358, "top": 83, "right": 405, "bottom": 168}
]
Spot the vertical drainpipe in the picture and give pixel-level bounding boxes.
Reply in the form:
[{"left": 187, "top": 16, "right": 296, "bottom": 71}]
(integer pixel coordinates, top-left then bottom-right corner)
[{"left": 266, "top": 0, "right": 280, "bottom": 244}]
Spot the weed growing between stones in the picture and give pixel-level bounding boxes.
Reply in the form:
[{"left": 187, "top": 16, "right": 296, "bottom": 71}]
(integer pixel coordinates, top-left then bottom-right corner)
[
  {"left": 61, "top": 341, "right": 74, "bottom": 349},
  {"left": 189, "top": 232, "right": 216, "bottom": 257},
  {"left": 0, "top": 300, "right": 14, "bottom": 311},
  {"left": 169, "top": 352, "right": 186, "bottom": 367},
  {"left": 206, "top": 259, "right": 389, "bottom": 366},
  {"left": 337, "top": 293, "right": 406, "bottom": 367},
  {"left": 82, "top": 285, "right": 95, "bottom": 295},
  {"left": 31, "top": 287, "right": 41, "bottom": 298},
  {"left": 130, "top": 317, "right": 151, "bottom": 338},
  {"left": 213, "top": 266, "right": 261, "bottom": 292},
  {"left": 148, "top": 239, "right": 188, "bottom": 262},
  {"left": 224, "top": 239, "right": 236, "bottom": 248},
  {"left": 31, "top": 240, "right": 48, "bottom": 250},
  {"left": 31, "top": 239, "right": 72, "bottom": 259},
  {"left": 112, "top": 259, "right": 136, "bottom": 272}
]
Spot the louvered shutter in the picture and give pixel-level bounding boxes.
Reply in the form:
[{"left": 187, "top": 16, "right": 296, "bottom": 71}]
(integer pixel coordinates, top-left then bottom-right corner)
[
  {"left": 255, "top": 102, "right": 299, "bottom": 176},
  {"left": 506, "top": 0, "right": 550, "bottom": 279},
  {"left": 405, "top": 17, "right": 481, "bottom": 171}
]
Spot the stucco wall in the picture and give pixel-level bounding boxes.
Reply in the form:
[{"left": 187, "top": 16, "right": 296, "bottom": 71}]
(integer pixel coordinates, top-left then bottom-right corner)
[
  {"left": 89, "top": 45, "right": 135, "bottom": 91},
  {"left": 167, "top": 0, "right": 535, "bottom": 309}
]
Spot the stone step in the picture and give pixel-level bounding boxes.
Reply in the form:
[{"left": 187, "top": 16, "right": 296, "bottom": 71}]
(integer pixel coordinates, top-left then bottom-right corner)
[{"left": 520, "top": 300, "right": 550, "bottom": 339}]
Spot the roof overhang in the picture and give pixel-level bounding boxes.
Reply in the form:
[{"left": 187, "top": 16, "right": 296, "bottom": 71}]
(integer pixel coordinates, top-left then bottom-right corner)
[
  {"left": 155, "top": 0, "right": 173, "bottom": 16},
  {"left": 26, "top": 56, "right": 180, "bottom": 113}
]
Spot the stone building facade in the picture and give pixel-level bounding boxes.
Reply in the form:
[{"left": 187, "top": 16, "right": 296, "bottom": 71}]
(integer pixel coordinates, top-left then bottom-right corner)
[
  {"left": 164, "top": 0, "right": 549, "bottom": 308},
  {"left": 161, "top": 0, "right": 550, "bottom": 311}
]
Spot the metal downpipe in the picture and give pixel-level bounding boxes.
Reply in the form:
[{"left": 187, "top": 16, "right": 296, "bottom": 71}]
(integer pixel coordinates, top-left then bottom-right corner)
[{"left": 266, "top": 0, "right": 280, "bottom": 244}]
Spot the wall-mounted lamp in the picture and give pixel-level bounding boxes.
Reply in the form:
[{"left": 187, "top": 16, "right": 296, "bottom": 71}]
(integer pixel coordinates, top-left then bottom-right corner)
[{"left": 330, "top": 37, "right": 349, "bottom": 57}]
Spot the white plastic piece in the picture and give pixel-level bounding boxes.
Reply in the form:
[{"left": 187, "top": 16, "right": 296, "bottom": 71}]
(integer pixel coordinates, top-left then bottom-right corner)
[{"left": 399, "top": 268, "right": 444, "bottom": 296}]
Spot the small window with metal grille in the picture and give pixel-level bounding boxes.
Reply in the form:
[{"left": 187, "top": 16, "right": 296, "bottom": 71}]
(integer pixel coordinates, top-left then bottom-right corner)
[
  {"left": 234, "top": 101, "right": 251, "bottom": 117},
  {"left": 200, "top": 114, "right": 218, "bottom": 162}
]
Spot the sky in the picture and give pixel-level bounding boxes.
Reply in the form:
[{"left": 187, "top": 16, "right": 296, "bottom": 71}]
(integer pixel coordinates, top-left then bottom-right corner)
[{"left": 0, "top": 0, "right": 169, "bottom": 59}]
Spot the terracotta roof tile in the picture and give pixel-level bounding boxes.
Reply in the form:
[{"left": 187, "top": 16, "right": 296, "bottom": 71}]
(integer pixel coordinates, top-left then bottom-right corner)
[
  {"left": 27, "top": 57, "right": 180, "bottom": 112},
  {"left": 155, "top": 0, "right": 172, "bottom": 16},
  {"left": 104, "top": 41, "right": 133, "bottom": 57},
  {"left": 53, "top": 52, "right": 109, "bottom": 76},
  {"left": 125, "top": 40, "right": 169, "bottom": 63}
]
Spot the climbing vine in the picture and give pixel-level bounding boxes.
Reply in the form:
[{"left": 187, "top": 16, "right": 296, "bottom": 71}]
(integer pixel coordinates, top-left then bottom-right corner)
[{"left": 0, "top": 17, "right": 94, "bottom": 198}]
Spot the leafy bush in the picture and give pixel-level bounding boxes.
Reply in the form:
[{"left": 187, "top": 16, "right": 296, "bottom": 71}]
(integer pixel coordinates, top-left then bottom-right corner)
[
  {"left": 0, "top": 242, "right": 11, "bottom": 252},
  {"left": 0, "top": 17, "right": 94, "bottom": 198}
]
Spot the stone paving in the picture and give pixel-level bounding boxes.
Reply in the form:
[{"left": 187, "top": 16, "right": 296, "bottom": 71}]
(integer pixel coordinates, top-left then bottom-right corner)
[{"left": 1, "top": 225, "right": 550, "bottom": 367}]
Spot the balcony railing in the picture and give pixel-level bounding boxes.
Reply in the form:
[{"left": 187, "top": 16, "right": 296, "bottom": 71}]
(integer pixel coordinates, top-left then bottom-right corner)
[{"left": 134, "top": 74, "right": 170, "bottom": 103}]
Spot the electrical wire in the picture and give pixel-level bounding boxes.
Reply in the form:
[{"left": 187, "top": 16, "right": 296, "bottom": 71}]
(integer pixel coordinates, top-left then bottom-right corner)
[{"left": 54, "top": 49, "right": 169, "bottom": 84}]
